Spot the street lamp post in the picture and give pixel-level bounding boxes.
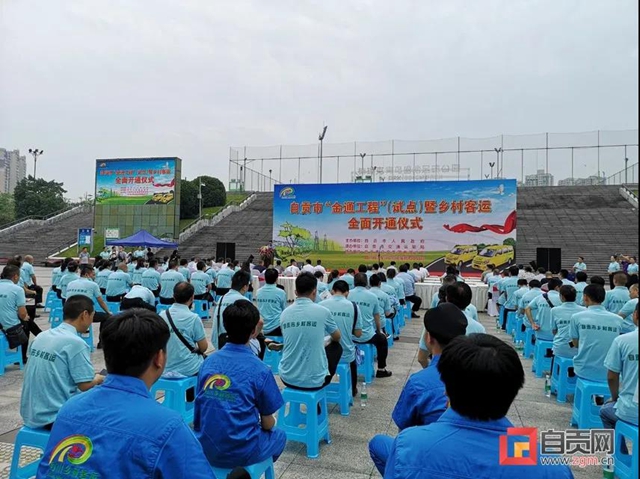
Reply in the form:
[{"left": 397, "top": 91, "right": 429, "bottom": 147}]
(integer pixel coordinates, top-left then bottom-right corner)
[
  {"left": 359, "top": 153, "right": 366, "bottom": 182},
  {"left": 28, "top": 149, "right": 44, "bottom": 178},
  {"left": 198, "top": 178, "right": 206, "bottom": 219},
  {"left": 318, "top": 125, "right": 328, "bottom": 184},
  {"left": 493, "top": 148, "right": 503, "bottom": 178},
  {"left": 268, "top": 169, "right": 273, "bottom": 190}
]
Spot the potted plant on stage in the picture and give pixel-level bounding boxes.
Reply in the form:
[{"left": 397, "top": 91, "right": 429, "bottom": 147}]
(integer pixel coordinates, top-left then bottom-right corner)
[{"left": 259, "top": 242, "right": 275, "bottom": 268}]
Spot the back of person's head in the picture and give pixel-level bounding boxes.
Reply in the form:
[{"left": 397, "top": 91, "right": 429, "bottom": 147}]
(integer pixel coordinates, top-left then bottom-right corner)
[
  {"left": 559, "top": 285, "right": 577, "bottom": 302},
  {"left": 390, "top": 261, "right": 396, "bottom": 266},
  {"left": 590, "top": 275, "right": 606, "bottom": 286},
  {"left": 1, "top": 264, "right": 20, "bottom": 280},
  {"left": 197, "top": 261, "right": 206, "bottom": 271},
  {"left": 224, "top": 300, "right": 260, "bottom": 344},
  {"left": 576, "top": 271, "right": 588, "bottom": 283},
  {"left": 67, "top": 261, "right": 78, "bottom": 273},
  {"left": 413, "top": 263, "right": 419, "bottom": 269},
  {"left": 317, "top": 259, "right": 322, "bottom": 265},
  {"left": 136, "top": 258, "right": 145, "bottom": 269},
  {"left": 313, "top": 270, "right": 323, "bottom": 279},
  {"left": 372, "top": 263, "right": 379, "bottom": 270},
  {"left": 173, "top": 282, "right": 194, "bottom": 304},
  {"left": 80, "top": 265, "right": 94, "bottom": 277},
  {"left": 63, "top": 295, "right": 94, "bottom": 320},
  {"left": 331, "top": 280, "right": 349, "bottom": 294},
  {"left": 437, "top": 334, "right": 524, "bottom": 421},
  {"left": 378, "top": 272, "right": 387, "bottom": 282},
  {"left": 265, "top": 268, "right": 279, "bottom": 284},
  {"left": 509, "top": 265, "right": 519, "bottom": 276},
  {"left": 276, "top": 260, "right": 282, "bottom": 266},
  {"left": 487, "top": 263, "right": 495, "bottom": 270},
  {"left": 537, "top": 266, "right": 546, "bottom": 274},
  {"left": 347, "top": 268, "right": 355, "bottom": 275},
  {"left": 517, "top": 264, "right": 523, "bottom": 270},
  {"left": 386, "top": 268, "right": 396, "bottom": 279},
  {"left": 358, "top": 264, "right": 367, "bottom": 273},
  {"left": 559, "top": 269, "right": 569, "bottom": 279},
  {"left": 445, "top": 282, "right": 472, "bottom": 310},
  {"left": 442, "top": 274, "right": 458, "bottom": 287},
  {"left": 547, "top": 278, "right": 563, "bottom": 291},
  {"left": 613, "top": 272, "right": 628, "bottom": 286},
  {"left": 423, "top": 303, "right": 467, "bottom": 347},
  {"left": 528, "top": 279, "right": 541, "bottom": 289},
  {"left": 369, "top": 274, "right": 381, "bottom": 287},
  {"left": 354, "top": 273, "right": 368, "bottom": 287},
  {"left": 524, "top": 266, "right": 533, "bottom": 273},
  {"left": 445, "top": 265, "right": 456, "bottom": 276},
  {"left": 232, "top": 260, "right": 239, "bottom": 267},
  {"left": 168, "top": 260, "right": 178, "bottom": 270},
  {"left": 290, "top": 259, "right": 297, "bottom": 265},
  {"left": 101, "top": 309, "right": 170, "bottom": 377},
  {"left": 517, "top": 279, "right": 528, "bottom": 287},
  {"left": 502, "top": 269, "right": 510, "bottom": 277},
  {"left": 179, "top": 258, "right": 188, "bottom": 266},
  {"left": 584, "top": 284, "right": 606, "bottom": 304},
  {"left": 329, "top": 269, "right": 340, "bottom": 280},
  {"left": 399, "top": 264, "right": 408, "bottom": 273},
  {"left": 148, "top": 259, "right": 158, "bottom": 268},
  {"left": 231, "top": 270, "right": 251, "bottom": 291},
  {"left": 306, "top": 259, "right": 312, "bottom": 265},
  {"left": 295, "top": 272, "right": 317, "bottom": 296}
]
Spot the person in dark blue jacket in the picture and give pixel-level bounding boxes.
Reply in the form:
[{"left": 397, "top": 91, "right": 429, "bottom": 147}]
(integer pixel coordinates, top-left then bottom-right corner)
[{"left": 382, "top": 334, "right": 574, "bottom": 479}]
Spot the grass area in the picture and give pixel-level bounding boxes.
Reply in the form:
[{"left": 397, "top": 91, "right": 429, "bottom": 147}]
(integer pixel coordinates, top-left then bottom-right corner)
[
  {"left": 289, "top": 250, "right": 449, "bottom": 270},
  {"left": 96, "top": 196, "right": 153, "bottom": 205},
  {"left": 179, "top": 192, "right": 250, "bottom": 232},
  {"left": 58, "top": 234, "right": 105, "bottom": 258}
]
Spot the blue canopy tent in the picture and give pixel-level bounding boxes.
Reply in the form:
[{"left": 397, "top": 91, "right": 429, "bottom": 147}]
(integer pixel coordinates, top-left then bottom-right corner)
[{"left": 105, "top": 229, "right": 178, "bottom": 248}]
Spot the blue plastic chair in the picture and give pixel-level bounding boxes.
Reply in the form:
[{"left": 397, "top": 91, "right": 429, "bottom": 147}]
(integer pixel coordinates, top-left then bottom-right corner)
[
  {"left": 550, "top": 356, "right": 576, "bottom": 403},
  {"left": 570, "top": 377, "right": 609, "bottom": 429},
  {"left": 106, "top": 301, "right": 121, "bottom": 314},
  {"left": 278, "top": 387, "right": 331, "bottom": 459},
  {"left": 532, "top": 338, "right": 553, "bottom": 378},
  {"left": 506, "top": 311, "right": 517, "bottom": 339},
  {"left": 394, "top": 310, "right": 403, "bottom": 335},
  {"left": 150, "top": 376, "right": 197, "bottom": 424},
  {"left": 49, "top": 304, "right": 63, "bottom": 328},
  {"left": 523, "top": 327, "right": 535, "bottom": 359},
  {"left": 0, "top": 333, "right": 23, "bottom": 376},
  {"left": 514, "top": 317, "right": 525, "bottom": 343},
  {"left": 44, "top": 289, "right": 58, "bottom": 312},
  {"left": 192, "top": 299, "right": 210, "bottom": 321},
  {"left": 211, "top": 457, "right": 275, "bottom": 479},
  {"left": 9, "top": 426, "right": 50, "bottom": 479},
  {"left": 263, "top": 336, "right": 283, "bottom": 374},
  {"left": 156, "top": 303, "right": 171, "bottom": 315},
  {"left": 404, "top": 302, "right": 413, "bottom": 321},
  {"left": 356, "top": 343, "right": 375, "bottom": 384},
  {"left": 385, "top": 319, "right": 394, "bottom": 348},
  {"left": 325, "top": 362, "right": 353, "bottom": 416},
  {"left": 614, "top": 420, "right": 638, "bottom": 479}
]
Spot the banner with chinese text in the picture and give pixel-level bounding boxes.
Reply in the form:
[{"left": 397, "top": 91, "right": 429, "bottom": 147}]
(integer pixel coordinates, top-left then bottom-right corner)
[{"left": 272, "top": 180, "right": 517, "bottom": 272}]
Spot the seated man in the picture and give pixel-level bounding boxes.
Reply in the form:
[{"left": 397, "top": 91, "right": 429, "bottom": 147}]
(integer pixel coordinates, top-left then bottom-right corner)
[
  {"left": 397, "top": 264, "right": 422, "bottom": 318},
  {"left": 121, "top": 283, "right": 157, "bottom": 311},
  {"left": 600, "top": 301, "right": 639, "bottom": 453},
  {"left": 559, "top": 269, "right": 575, "bottom": 286},
  {"left": 350, "top": 273, "right": 392, "bottom": 378},
  {"left": 279, "top": 273, "right": 343, "bottom": 390},
  {"left": 314, "top": 270, "right": 329, "bottom": 302},
  {"left": 159, "top": 260, "right": 185, "bottom": 304},
  {"left": 574, "top": 271, "right": 588, "bottom": 306},
  {"left": 319, "top": 280, "right": 363, "bottom": 397},
  {"left": 570, "top": 284, "right": 623, "bottom": 382},
  {"left": 213, "top": 270, "right": 252, "bottom": 350},
  {"left": 179, "top": 258, "right": 191, "bottom": 281},
  {"left": 256, "top": 268, "right": 287, "bottom": 336},
  {"left": 447, "top": 282, "right": 485, "bottom": 335},
  {"left": 339, "top": 268, "right": 356, "bottom": 289},
  {"left": 0, "top": 264, "right": 31, "bottom": 363},
  {"left": 382, "top": 334, "right": 573, "bottom": 479},
  {"left": 386, "top": 268, "right": 405, "bottom": 307},
  {"left": 194, "top": 301, "right": 286, "bottom": 469},
  {"left": 369, "top": 274, "right": 394, "bottom": 335},
  {"left": 20, "top": 296, "right": 104, "bottom": 429},
  {"left": 20, "top": 255, "right": 44, "bottom": 307},
  {"left": 500, "top": 266, "right": 521, "bottom": 330},
  {"left": 215, "top": 262, "right": 235, "bottom": 296},
  {"left": 550, "top": 285, "right": 585, "bottom": 360},
  {"left": 159, "top": 282, "right": 208, "bottom": 378},
  {"left": 617, "top": 284, "right": 638, "bottom": 333},
  {"left": 59, "top": 261, "right": 80, "bottom": 301},
  {"left": 526, "top": 278, "right": 562, "bottom": 341},
  {"left": 369, "top": 304, "right": 468, "bottom": 476},
  {"left": 191, "top": 261, "right": 213, "bottom": 301},
  {"left": 105, "top": 262, "right": 132, "bottom": 303},
  {"left": 37, "top": 309, "right": 216, "bottom": 478},
  {"left": 604, "top": 272, "right": 630, "bottom": 314},
  {"left": 518, "top": 279, "right": 542, "bottom": 328},
  {"left": 66, "top": 265, "right": 113, "bottom": 344},
  {"left": 141, "top": 259, "right": 161, "bottom": 297}
]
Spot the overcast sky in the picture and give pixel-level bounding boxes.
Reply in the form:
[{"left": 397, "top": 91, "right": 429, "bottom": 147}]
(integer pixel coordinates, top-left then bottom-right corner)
[{"left": 1, "top": 0, "right": 638, "bottom": 198}]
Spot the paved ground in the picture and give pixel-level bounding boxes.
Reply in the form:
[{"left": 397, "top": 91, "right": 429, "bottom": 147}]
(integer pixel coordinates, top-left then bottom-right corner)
[{"left": 0, "top": 267, "right": 600, "bottom": 478}]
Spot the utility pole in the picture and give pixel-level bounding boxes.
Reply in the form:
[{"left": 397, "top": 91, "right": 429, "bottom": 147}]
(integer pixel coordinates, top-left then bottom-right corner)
[
  {"left": 28, "top": 148, "right": 44, "bottom": 178},
  {"left": 318, "top": 125, "right": 328, "bottom": 183}
]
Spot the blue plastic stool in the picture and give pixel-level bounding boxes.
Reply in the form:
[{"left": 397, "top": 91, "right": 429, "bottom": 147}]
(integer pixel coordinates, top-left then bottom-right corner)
[
  {"left": 514, "top": 317, "right": 525, "bottom": 343},
  {"left": 394, "top": 309, "right": 404, "bottom": 333},
  {"left": 325, "top": 362, "right": 353, "bottom": 416},
  {"left": 211, "top": 457, "right": 275, "bottom": 479},
  {"left": 106, "top": 301, "right": 121, "bottom": 314},
  {"left": 9, "top": 426, "right": 50, "bottom": 479},
  {"left": 49, "top": 305, "right": 63, "bottom": 328},
  {"left": 385, "top": 319, "right": 394, "bottom": 348},
  {"left": 523, "top": 327, "right": 535, "bottom": 359},
  {"left": 570, "top": 377, "right": 609, "bottom": 429},
  {"left": 356, "top": 343, "right": 375, "bottom": 384},
  {"left": 150, "top": 376, "right": 197, "bottom": 424},
  {"left": 404, "top": 302, "right": 413, "bottom": 321},
  {"left": 264, "top": 336, "right": 283, "bottom": 374},
  {"left": 532, "top": 339, "right": 553, "bottom": 378},
  {"left": 550, "top": 356, "right": 576, "bottom": 403},
  {"left": 614, "top": 420, "right": 638, "bottom": 479},
  {"left": 0, "top": 333, "right": 23, "bottom": 376},
  {"left": 278, "top": 387, "right": 331, "bottom": 459},
  {"left": 192, "top": 299, "right": 210, "bottom": 321},
  {"left": 506, "top": 311, "right": 517, "bottom": 339},
  {"left": 156, "top": 303, "right": 171, "bottom": 315},
  {"left": 44, "top": 290, "right": 58, "bottom": 312}
]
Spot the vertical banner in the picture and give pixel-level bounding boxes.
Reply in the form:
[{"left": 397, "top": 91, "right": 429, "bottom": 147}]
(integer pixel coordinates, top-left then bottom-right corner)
[
  {"left": 77, "top": 228, "right": 93, "bottom": 251},
  {"left": 272, "top": 180, "right": 517, "bottom": 274}
]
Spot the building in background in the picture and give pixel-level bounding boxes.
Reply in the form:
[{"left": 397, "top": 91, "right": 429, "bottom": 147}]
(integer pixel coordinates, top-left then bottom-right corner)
[
  {"left": 558, "top": 175, "right": 605, "bottom": 186},
  {"left": 0, "top": 148, "right": 27, "bottom": 194},
  {"left": 524, "top": 169, "right": 554, "bottom": 187}
]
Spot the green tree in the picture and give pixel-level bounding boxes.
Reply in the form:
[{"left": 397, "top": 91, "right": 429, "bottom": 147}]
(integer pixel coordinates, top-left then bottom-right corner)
[
  {"left": 179, "top": 179, "right": 199, "bottom": 219},
  {"left": 503, "top": 237, "right": 516, "bottom": 248},
  {"left": 14, "top": 176, "right": 67, "bottom": 218},
  {"left": 193, "top": 175, "right": 226, "bottom": 208},
  {"left": 0, "top": 193, "right": 15, "bottom": 225}
]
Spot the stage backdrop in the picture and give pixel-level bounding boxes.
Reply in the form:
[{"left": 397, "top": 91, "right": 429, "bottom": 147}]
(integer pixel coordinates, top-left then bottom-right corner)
[
  {"left": 94, "top": 158, "right": 181, "bottom": 241},
  {"left": 272, "top": 180, "right": 517, "bottom": 273}
]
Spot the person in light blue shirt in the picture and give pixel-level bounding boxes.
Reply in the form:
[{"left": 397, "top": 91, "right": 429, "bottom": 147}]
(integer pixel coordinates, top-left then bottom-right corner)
[
  {"left": 369, "top": 274, "right": 394, "bottom": 336},
  {"left": 627, "top": 256, "right": 639, "bottom": 285},
  {"left": 131, "top": 258, "right": 147, "bottom": 285},
  {"left": 519, "top": 280, "right": 543, "bottom": 327},
  {"left": 608, "top": 255, "right": 622, "bottom": 289},
  {"left": 495, "top": 271, "right": 509, "bottom": 308},
  {"left": 121, "top": 284, "right": 157, "bottom": 311},
  {"left": 51, "top": 261, "right": 67, "bottom": 293},
  {"left": 59, "top": 262, "right": 80, "bottom": 300},
  {"left": 351, "top": 273, "right": 392, "bottom": 377},
  {"left": 550, "top": 285, "right": 586, "bottom": 359},
  {"left": 279, "top": 273, "right": 343, "bottom": 390},
  {"left": 319, "top": 280, "right": 363, "bottom": 397},
  {"left": 526, "top": 278, "right": 562, "bottom": 341},
  {"left": 141, "top": 259, "right": 161, "bottom": 296},
  {"left": 194, "top": 301, "right": 286, "bottom": 470},
  {"left": 20, "top": 296, "right": 103, "bottom": 428},
  {"left": 215, "top": 264, "right": 235, "bottom": 293},
  {"left": 339, "top": 269, "right": 355, "bottom": 289},
  {"left": 36, "top": 308, "right": 216, "bottom": 479},
  {"left": 257, "top": 269, "right": 288, "bottom": 336},
  {"left": 105, "top": 263, "right": 132, "bottom": 301},
  {"left": 398, "top": 264, "right": 422, "bottom": 316},
  {"left": 191, "top": 261, "right": 213, "bottom": 300},
  {"left": 369, "top": 304, "right": 468, "bottom": 475},
  {"left": 179, "top": 258, "right": 191, "bottom": 281},
  {"left": 570, "top": 284, "right": 624, "bottom": 382},
  {"left": 510, "top": 279, "right": 529, "bottom": 320},
  {"left": 386, "top": 268, "right": 405, "bottom": 305},
  {"left": 600, "top": 303, "right": 639, "bottom": 455},
  {"left": 127, "top": 260, "right": 136, "bottom": 274},
  {"left": 212, "top": 270, "right": 252, "bottom": 349},
  {"left": 205, "top": 264, "right": 217, "bottom": 287},
  {"left": 573, "top": 271, "right": 588, "bottom": 306},
  {"left": 159, "top": 282, "right": 208, "bottom": 378},
  {"left": 159, "top": 260, "right": 185, "bottom": 304},
  {"left": 446, "top": 282, "right": 484, "bottom": 336},
  {"left": 617, "top": 284, "right": 638, "bottom": 333},
  {"left": 95, "top": 261, "right": 112, "bottom": 294},
  {"left": 603, "top": 272, "right": 630, "bottom": 314},
  {"left": 66, "top": 266, "right": 112, "bottom": 339},
  {"left": 500, "top": 266, "right": 521, "bottom": 330},
  {"left": 381, "top": 334, "right": 573, "bottom": 479},
  {"left": 573, "top": 256, "right": 587, "bottom": 273},
  {"left": 20, "top": 256, "right": 42, "bottom": 308},
  {"left": 0, "top": 265, "right": 27, "bottom": 332},
  {"left": 314, "top": 270, "right": 329, "bottom": 302},
  {"left": 325, "top": 269, "right": 341, "bottom": 292},
  {"left": 559, "top": 269, "right": 575, "bottom": 286}
]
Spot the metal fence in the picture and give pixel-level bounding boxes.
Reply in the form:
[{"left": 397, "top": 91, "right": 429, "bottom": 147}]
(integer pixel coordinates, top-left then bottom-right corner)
[{"left": 228, "top": 129, "right": 639, "bottom": 192}]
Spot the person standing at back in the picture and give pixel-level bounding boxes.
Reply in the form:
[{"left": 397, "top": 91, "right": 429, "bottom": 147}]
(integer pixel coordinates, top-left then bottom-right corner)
[
  {"left": 314, "top": 260, "right": 326, "bottom": 275},
  {"left": 256, "top": 268, "right": 287, "bottom": 336},
  {"left": 302, "top": 259, "right": 315, "bottom": 274},
  {"left": 603, "top": 272, "right": 630, "bottom": 314},
  {"left": 608, "top": 255, "right": 621, "bottom": 290},
  {"left": 573, "top": 256, "right": 587, "bottom": 273},
  {"left": 159, "top": 260, "right": 184, "bottom": 305}
]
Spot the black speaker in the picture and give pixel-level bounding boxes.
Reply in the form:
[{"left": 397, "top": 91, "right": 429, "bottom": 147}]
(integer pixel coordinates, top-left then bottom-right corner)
[{"left": 536, "top": 248, "right": 562, "bottom": 273}]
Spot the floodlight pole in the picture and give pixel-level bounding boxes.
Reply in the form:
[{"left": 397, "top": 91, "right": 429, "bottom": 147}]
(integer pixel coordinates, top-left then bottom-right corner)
[
  {"left": 28, "top": 148, "right": 44, "bottom": 178},
  {"left": 318, "top": 125, "right": 328, "bottom": 183}
]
